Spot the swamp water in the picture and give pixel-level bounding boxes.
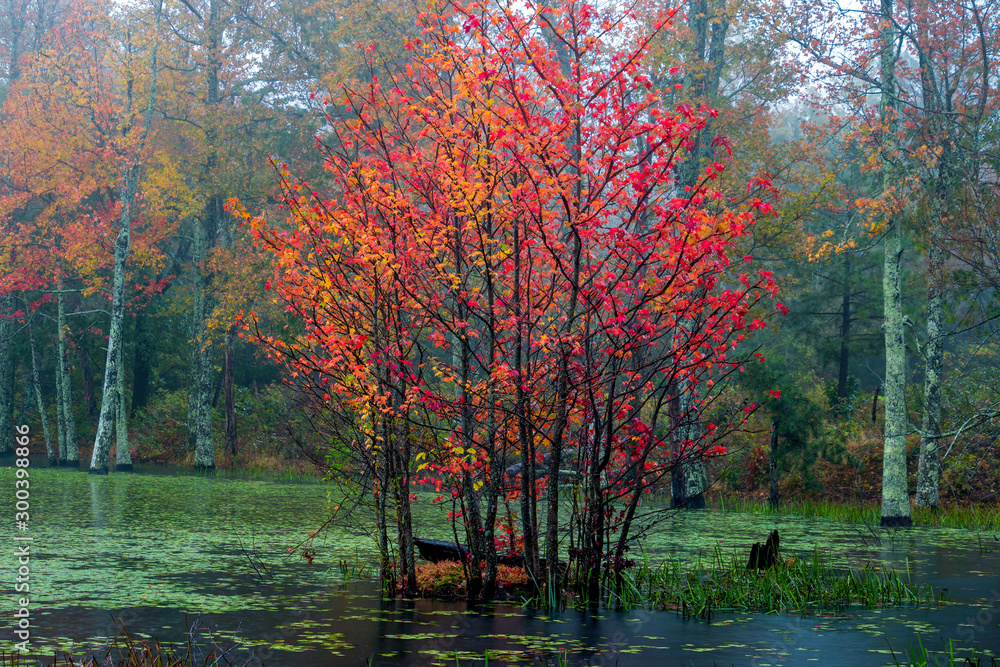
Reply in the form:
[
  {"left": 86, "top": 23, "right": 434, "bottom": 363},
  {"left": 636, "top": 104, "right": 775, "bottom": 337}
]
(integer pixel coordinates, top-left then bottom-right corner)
[{"left": 1, "top": 465, "right": 998, "bottom": 665}]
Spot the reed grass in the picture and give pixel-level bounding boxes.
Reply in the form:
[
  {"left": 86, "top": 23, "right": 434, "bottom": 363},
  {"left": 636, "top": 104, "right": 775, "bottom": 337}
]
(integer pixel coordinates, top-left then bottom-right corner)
[
  {"left": 711, "top": 497, "right": 1000, "bottom": 530},
  {"left": 0, "top": 619, "right": 255, "bottom": 667},
  {"left": 889, "top": 637, "right": 998, "bottom": 666},
  {"left": 608, "top": 545, "right": 939, "bottom": 615}
]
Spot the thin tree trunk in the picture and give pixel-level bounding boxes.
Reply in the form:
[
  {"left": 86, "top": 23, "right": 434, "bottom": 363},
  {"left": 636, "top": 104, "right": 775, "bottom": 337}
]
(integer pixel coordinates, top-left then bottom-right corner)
[
  {"left": 376, "top": 425, "right": 391, "bottom": 589},
  {"left": 58, "top": 287, "right": 78, "bottom": 467},
  {"left": 90, "top": 206, "right": 132, "bottom": 474},
  {"left": 26, "top": 307, "right": 55, "bottom": 466},
  {"left": 116, "top": 336, "right": 133, "bottom": 471},
  {"left": 916, "top": 206, "right": 944, "bottom": 509},
  {"left": 769, "top": 420, "right": 780, "bottom": 508},
  {"left": 54, "top": 311, "right": 66, "bottom": 464},
  {"left": 224, "top": 327, "right": 237, "bottom": 457},
  {"left": 514, "top": 219, "right": 540, "bottom": 583},
  {"left": 682, "top": 388, "right": 707, "bottom": 508},
  {"left": 90, "top": 4, "right": 160, "bottom": 474},
  {"left": 877, "top": 0, "right": 912, "bottom": 527},
  {"left": 191, "top": 0, "right": 221, "bottom": 471},
  {"left": 0, "top": 292, "right": 16, "bottom": 455},
  {"left": 191, "top": 207, "right": 216, "bottom": 471},
  {"left": 915, "top": 40, "right": 949, "bottom": 511},
  {"left": 837, "top": 255, "right": 852, "bottom": 407}
]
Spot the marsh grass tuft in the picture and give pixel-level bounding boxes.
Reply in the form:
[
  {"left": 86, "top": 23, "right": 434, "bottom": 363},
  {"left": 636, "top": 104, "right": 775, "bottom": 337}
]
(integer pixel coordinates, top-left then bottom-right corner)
[
  {"left": 336, "top": 550, "right": 376, "bottom": 582},
  {"left": 608, "top": 546, "right": 939, "bottom": 615},
  {"left": 0, "top": 619, "right": 257, "bottom": 667},
  {"left": 889, "top": 637, "right": 998, "bottom": 666},
  {"left": 711, "top": 497, "right": 1000, "bottom": 530}
]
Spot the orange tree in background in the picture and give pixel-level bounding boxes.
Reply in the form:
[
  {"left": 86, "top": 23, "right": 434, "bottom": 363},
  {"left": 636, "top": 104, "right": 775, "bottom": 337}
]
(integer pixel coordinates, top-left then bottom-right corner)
[{"left": 233, "top": 0, "right": 782, "bottom": 602}]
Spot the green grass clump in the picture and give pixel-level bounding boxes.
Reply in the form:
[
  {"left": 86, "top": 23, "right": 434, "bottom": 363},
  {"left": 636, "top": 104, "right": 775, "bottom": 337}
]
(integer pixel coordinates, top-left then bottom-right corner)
[
  {"left": 711, "top": 497, "right": 1000, "bottom": 530},
  {"left": 889, "top": 637, "right": 998, "bottom": 666},
  {"left": 609, "top": 546, "right": 940, "bottom": 616}
]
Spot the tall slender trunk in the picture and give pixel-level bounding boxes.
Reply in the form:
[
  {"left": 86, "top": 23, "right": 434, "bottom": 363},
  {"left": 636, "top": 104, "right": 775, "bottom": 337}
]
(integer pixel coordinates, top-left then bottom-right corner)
[
  {"left": 837, "top": 256, "right": 852, "bottom": 406},
  {"left": 90, "top": 203, "right": 132, "bottom": 474},
  {"left": 514, "top": 221, "right": 540, "bottom": 582},
  {"left": 191, "top": 0, "right": 221, "bottom": 471},
  {"left": 54, "top": 311, "right": 66, "bottom": 464},
  {"left": 191, "top": 205, "right": 217, "bottom": 470},
  {"left": 58, "top": 286, "right": 78, "bottom": 467},
  {"left": 224, "top": 327, "right": 237, "bottom": 457},
  {"left": 26, "top": 308, "right": 55, "bottom": 466},
  {"left": 769, "top": 420, "right": 780, "bottom": 508},
  {"left": 116, "top": 335, "right": 133, "bottom": 471},
  {"left": 394, "top": 419, "right": 417, "bottom": 592},
  {"left": 481, "top": 241, "right": 502, "bottom": 599},
  {"left": 0, "top": 292, "right": 16, "bottom": 454},
  {"left": 90, "top": 6, "right": 160, "bottom": 474},
  {"left": 877, "top": 0, "right": 912, "bottom": 527},
  {"left": 376, "top": 428, "right": 391, "bottom": 588},
  {"left": 454, "top": 218, "right": 484, "bottom": 598},
  {"left": 915, "top": 42, "right": 949, "bottom": 510},
  {"left": 916, "top": 202, "right": 944, "bottom": 509}
]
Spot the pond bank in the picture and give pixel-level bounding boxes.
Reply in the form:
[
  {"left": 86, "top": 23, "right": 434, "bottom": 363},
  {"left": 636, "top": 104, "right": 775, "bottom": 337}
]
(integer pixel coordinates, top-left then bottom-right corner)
[{"left": 0, "top": 467, "right": 997, "bottom": 665}]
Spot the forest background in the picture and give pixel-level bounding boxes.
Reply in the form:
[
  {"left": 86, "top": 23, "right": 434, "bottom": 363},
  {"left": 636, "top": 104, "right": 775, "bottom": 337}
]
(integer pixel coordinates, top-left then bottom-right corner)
[{"left": 2, "top": 0, "right": 1000, "bottom": 574}]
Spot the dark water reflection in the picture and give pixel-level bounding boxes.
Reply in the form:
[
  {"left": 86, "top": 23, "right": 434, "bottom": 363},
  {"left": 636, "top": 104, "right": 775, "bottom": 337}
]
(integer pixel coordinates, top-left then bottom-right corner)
[{"left": 1, "top": 464, "right": 998, "bottom": 665}]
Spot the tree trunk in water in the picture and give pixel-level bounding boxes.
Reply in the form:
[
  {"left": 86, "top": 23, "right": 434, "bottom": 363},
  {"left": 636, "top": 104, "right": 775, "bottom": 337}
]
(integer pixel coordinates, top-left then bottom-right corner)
[
  {"left": 191, "top": 0, "right": 221, "bottom": 468},
  {"left": 224, "top": 328, "right": 237, "bottom": 458},
  {"left": 0, "top": 293, "right": 15, "bottom": 455},
  {"left": 191, "top": 212, "right": 216, "bottom": 471},
  {"left": 89, "top": 5, "right": 159, "bottom": 474},
  {"left": 27, "top": 310, "right": 55, "bottom": 466},
  {"left": 916, "top": 209, "right": 944, "bottom": 509},
  {"left": 914, "top": 40, "right": 949, "bottom": 511},
  {"left": 90, "top": 202, "right": 133, "bottom": 475},
  {"left": 54, "top": 316, "right": 66, "bottom": 464},
  {"left": 58, "top": 287, "right": 79, "bottom": 467},
  {"left": 115, "top": 337, "right": 132, "bottom": 471},
  {"left": 877, "top": 0, "right": 912, "bottom": 528},
  {"left": 393, "top": 420, "right": 417, "bottom": 592},
  {"left": 683, "top": 396, "right": 707, "bottom": 509},
  {"left": 769, "top": 420, "right": 780, "bottom": 509},
  {"left": 671, "top": 382, "right": 705, "bottom": 508},
  {"left": 513, "top": 220, "right": 540, "bottom": 585},
  {"left": 376, "top": 430, "right": 391, "bottom": 589},
  {"left": 881, "top": 217, "right": 911, "bottom": 526}
]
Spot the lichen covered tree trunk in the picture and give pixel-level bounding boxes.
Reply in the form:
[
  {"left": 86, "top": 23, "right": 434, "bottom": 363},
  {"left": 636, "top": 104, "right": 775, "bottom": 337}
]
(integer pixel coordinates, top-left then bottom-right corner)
[
  {"left": 90, "top": 2, "right": 160, "bottom": 473},
  {"left": 57, "top": 287, "right": 78, "bottom": 467},
  {"left": 877, "top": 0, "right": 912, "bottom": 527},
  {"left": 27, "top": 309, "right": 55, "bottom": 466},
  {"left": 190, "top": 205, "right": 217, "bottom": 471},
  {"left": 115, "top": 337, "right": 132, "bottom": 471},
  {"left": 90, "top": 199, "right": 133, "bottom": 474},
  {"left": 916, "top": 205, "right": 944, "bottom": 509}
]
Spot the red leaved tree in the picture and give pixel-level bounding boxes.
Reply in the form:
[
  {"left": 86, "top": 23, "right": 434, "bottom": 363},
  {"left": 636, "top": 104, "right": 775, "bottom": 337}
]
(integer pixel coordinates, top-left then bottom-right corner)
[{"left": 233, "top": 0, "right": 780, "bottom": 601}]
